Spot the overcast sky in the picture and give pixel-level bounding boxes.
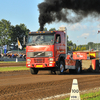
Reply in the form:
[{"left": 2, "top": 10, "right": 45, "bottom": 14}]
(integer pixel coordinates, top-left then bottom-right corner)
[{"left": 0, "top": 0, "right": 100, "bottom": 45}]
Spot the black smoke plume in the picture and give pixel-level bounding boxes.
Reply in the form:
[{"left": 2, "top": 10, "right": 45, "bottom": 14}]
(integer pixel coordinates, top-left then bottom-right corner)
[{"left": 38, "top": 0, "right": 100, "bottom": 31}]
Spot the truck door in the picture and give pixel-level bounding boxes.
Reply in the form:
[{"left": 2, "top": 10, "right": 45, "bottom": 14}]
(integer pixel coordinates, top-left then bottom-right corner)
[{"left": 55, "top": 34, "right": 61, "bottom": 61}]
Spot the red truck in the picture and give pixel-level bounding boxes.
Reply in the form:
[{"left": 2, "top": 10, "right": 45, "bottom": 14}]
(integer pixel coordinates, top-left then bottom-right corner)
[
  {"left": 26, "top": 27, "right": 68, "bottom": 75},
  {"left": 26, "top": 27, "right": 100, "bottom": 75}
]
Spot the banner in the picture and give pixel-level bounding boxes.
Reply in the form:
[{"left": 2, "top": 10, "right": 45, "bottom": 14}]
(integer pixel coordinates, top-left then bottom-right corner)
[{"left": 18, "top": 40, "right": 22, "bottom": 49}]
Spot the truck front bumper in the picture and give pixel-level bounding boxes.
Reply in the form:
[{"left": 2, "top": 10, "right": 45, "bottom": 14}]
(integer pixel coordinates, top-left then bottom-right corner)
[{"left": 26, "top": 62, "right": 56, "bottom": 68}]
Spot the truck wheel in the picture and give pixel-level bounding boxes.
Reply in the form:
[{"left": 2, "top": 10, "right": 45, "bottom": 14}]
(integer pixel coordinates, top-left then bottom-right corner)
[
  {"left": 56, "top": 61, "right": 64, "bottom": 75},
  {"left": 30, "top": 68, "right": 38, "bottom": 74},
  {"left": 75, "top": 62, "right": 82, "bottom": 74}
]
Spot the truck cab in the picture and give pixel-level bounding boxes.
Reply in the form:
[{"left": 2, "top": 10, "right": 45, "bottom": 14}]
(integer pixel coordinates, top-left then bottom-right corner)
[{"left": 26, "top": 30, "right": 66, "bottom": 75}]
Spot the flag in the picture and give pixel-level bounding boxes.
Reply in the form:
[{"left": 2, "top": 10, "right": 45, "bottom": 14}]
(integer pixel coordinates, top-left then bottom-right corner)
[
  {"left": 98, "top": 31, "right": 100, "bottom": 34},
  {"left": 18, "top": 40, "right": 22, "bottom": 49}
]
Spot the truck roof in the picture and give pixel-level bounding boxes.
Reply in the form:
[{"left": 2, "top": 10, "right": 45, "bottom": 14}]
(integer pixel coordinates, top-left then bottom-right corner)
[{"left": 29, "top": 31, "right": 65, "bottom": 35}]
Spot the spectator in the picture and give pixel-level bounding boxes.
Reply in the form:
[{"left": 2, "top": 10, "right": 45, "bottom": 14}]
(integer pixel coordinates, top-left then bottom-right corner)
[
  {"left": 12, "top": 54, "right": 14, "bottom": 58},
  {"left": 22, "top": 53, "right": 26, "bottom": 59},
  {"left": 8, "top": 53, "right": 12, "bottom": 58},
  {"left": 1, "top": 53, "right": 4, "bottom": 58},
  {"left": 19, "top": 53, "right": 23, "bottom": 58},
  {"left": 3, "top": 53, "right": 7, "bottom": 58}
]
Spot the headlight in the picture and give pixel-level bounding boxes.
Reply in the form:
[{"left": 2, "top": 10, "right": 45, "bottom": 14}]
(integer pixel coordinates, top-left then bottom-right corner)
[
  {"left": 45, "top": 51, "right": 52, "bottom": 57},
  {"left": 49, "top": 58, "right": 54, "bottom": 61},
  {"left": 27, "top": 59, "right": 31, "bottom": 62}
]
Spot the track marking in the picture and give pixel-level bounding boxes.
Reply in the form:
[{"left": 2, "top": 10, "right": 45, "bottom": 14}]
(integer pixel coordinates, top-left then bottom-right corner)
[{"left": 38, "top": 87, "right": 100, "bottom": 100}]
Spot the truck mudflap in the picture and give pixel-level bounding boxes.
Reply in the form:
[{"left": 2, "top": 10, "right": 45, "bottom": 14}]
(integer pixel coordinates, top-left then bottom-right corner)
[
  {"left": 65, "top": 59, "right": 76, "bottom": 69},
  {"left": 92, "top": 60, "right": 99, "bottom": 71}
]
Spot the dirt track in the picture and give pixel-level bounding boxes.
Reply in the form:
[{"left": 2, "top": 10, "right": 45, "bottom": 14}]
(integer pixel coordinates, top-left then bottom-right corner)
[{"left": 0, "top": 69, "right": 100, "bottom": 100}]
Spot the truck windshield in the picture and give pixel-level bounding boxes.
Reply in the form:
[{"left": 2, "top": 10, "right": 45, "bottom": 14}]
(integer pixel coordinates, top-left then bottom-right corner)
[{"left": 27, "top": 34, "right": 54, "bottom": 45}]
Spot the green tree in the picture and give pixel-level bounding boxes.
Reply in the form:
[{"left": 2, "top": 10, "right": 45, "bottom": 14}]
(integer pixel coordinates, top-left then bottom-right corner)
[
  {"left": 49, "top": 28, "right": 56, "bottom": 31},
  {"left": 0, "top": 19, "right": 12, "bottom": 46},
  {"left": 38, "top": 27, "right": 47, "bottom": 31},
  {"left": 87, "top": 42, "right": 94, "bottom": 50},
  {"left": 81, "top": 47, "right": 84, "bottom": 50},
  {"left": 83, "top": 47, "right": 86, "bottom": 50},
  {"left": 44, "top": 27, "right": 47, "bottom": 31},
  {"left": 68, "top": 46, "right": 71, "bottom": 51},
  {"left": 67, "top": 35, "right": 74, "bottom": 51},
  {"left": 10, "top": 24, "right": 30, "bottom": 45},
  {"left": 73, "top": 48, "right": 76, "bottom": 51},
  {"left": 75, "top": 46, "right": 80, "bottom": 51},
  {"left": 68, "top": 40, "right": 73, "bottom": 46}
]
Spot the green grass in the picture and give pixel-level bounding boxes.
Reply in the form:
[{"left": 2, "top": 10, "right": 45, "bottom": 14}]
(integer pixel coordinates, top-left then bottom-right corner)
[
  {"left": 81, "top": 91, "right": 100, "bottom": 100},
  {"left": 0, "top": 66, "right": 29, "bottom": 72},
  {"left": 0, "top": 61, "right": 26, "bottom": 63},
  {"left": 62, "top": 90, "right": 100, "bottom": 100}
]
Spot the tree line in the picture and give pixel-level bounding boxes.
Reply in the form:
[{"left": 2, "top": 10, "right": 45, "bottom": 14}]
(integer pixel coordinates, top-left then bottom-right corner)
[
  {"left": 0, "top": 19, "right": 29, "bottom": 46},
  {"left": 0, "top": 19, "right": 99, "bottom": 51}
]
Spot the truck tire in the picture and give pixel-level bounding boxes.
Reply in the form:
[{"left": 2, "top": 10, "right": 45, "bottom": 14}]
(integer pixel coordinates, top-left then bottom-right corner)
[
  {"left": 30, "top": 68, "right": 38, "bottom": 74},
  {"left": 75, "top": 61, "right": 82, "bottom": 74},
  {"left": 69, "top": 69, "right": 74, "bottom": 74},
  {"left": 56, "top": 61, "right": 65, "bottom": 75}
]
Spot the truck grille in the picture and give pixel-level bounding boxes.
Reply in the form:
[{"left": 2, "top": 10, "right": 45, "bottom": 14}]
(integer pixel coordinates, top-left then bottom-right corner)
[
  {"left": 34, "top": 58, "right": 45, "bottom": 63},
  {"left": 34, "top": 52, "right": 45, "bottom": 57},
  {"left": 27, "top": 51, "right": 52, "bottom": 57}
]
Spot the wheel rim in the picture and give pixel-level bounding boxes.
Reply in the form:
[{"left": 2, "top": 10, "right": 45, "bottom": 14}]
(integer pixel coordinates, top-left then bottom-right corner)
[
  {"left": 60, "top": 64, "right": 64, "bottom": 72},
  {"left": 77, "top": 66, "right": 80, "bottom": 73}
]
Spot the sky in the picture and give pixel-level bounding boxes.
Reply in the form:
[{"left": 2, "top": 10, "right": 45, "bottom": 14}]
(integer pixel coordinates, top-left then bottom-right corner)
[{"left": 0, "top": 0, "right": 100, "bottom": 45}]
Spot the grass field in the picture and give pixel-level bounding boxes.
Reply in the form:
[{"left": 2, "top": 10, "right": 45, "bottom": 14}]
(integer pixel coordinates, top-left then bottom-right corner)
[
  {"left": 0, "top": 66, "right": 29, "bottom": 72},
  {"left": 63, "top": 90, "right": 100, "bottom": 100},
  {"left": 0, "top": 61, "right": 26, "bottom": 63}
]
